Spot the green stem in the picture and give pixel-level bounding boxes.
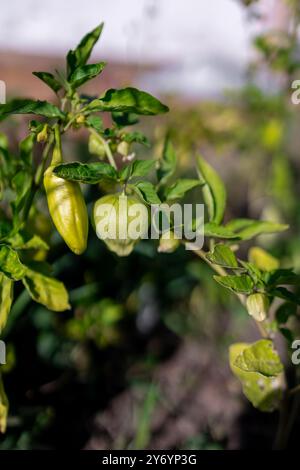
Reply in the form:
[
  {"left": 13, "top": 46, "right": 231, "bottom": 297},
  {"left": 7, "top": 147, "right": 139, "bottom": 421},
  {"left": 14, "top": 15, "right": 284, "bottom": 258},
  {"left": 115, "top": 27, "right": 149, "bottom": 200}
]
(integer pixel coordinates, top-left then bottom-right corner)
[
  {"left": 22, "top": 134, "right": 54, "bottom": 223},
  {"left": 193, "top": 248, "right": 268, "bottom": 338},
  {"left": 51, "top": 124, "right": 63, "bottom": 165},
  {"left": 89, "top": 128, "right": 117, "bottom": 169}
]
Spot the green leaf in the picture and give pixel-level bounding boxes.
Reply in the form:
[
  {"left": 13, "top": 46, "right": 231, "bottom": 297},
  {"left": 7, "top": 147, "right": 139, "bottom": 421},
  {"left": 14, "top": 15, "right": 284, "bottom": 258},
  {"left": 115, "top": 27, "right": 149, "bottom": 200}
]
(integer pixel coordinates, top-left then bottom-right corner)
[
  {"left": 279, "top": 327, "right": 294, "bottom": 344},
  {"left": 207, "top": 244, "right": 238, "bottom": 268},
  {"left": 119, "top": 160, "right": 155, "bottom": 182},
  {"left": 229, "top": 343, "right": 282, "bottom": 412},
  {"left": 88, "top": 87, "right": 169, "bottom": 115},
  {"left": 234, "top": 339, "right": 283, "bottom": 377},
  {"left": 53, "top": 161, "right": 118, "bottom": 184},
  {"left": 22, "top": 265, "right": 70, "bottom": 312},
  {"left": 197, "top": 155, "right": 226, "bottom": 225},
  {"left": 225, "top": 219, "right": 288, "bottom": 240},
  {"left": 275, "top": 302, "right": 297, "bottom": 324},
  {"left": 213, "top": 274, "right": 254, "bottom": 294},
  {"left": 67, "top": 22, "right": 104, "bottom": 77},
  {"left": 157, "top": 136, "right": 177, "bottom": 186},
  {"left": 69, "top": 62, "right": 106, "bottom": 88},
  {"left": 122, "top": 131, "right": 150, "bottom": 147},
  {"left": 248, "top": 246, "right": 279, "bottom": 272},
  {"left": 33, "top": 72, "right": 62, "bottom": 93},
  {"left": 239, "top": 260, "right": 263, "bottom": 285},
  {"left": 0, "top": 133, "right": 8, "bottom": 150},
  {"left": 131, "top": 181, "right": 161, "bottom": 205},
  {"left": 19, "top": 134, "right": 35, "bottom": 167},
  {"left": 0, "top": 374, "right": 8, "bottom": 433},
  {"left": 0, "top": 273, "right": 13, "bottom": 333},
  {"left": 8, "top": 233, "right": 49, "bottom": 251},
  {"left": 86, "top": 115, "right": 103, "bottom": 132},
  {"left": 270, "top": 287, "right": 300, "bottom": 305},
  {"left": 165, "top": 179, "right": 200, "bottom": 201},
  {"left": 0, "top": 245, "right": 26, "bottom": 280},
  {"left": 11, "top": 171, "right": 32, "bottom": 214},
  {"left": 0, "top": 221, "right": 12, "bottom": 241},
  {"left": 112, "top": 112, "right": 139, "bottom": 127},
  {"left": 263, "top": 269, "right": 300, "bottom": 288},
  {"left": 0, "top": 99, "right": 65, "bottom": 120},
  {"left": 204, "top": 222, "right": 240, "bottom": 239}
]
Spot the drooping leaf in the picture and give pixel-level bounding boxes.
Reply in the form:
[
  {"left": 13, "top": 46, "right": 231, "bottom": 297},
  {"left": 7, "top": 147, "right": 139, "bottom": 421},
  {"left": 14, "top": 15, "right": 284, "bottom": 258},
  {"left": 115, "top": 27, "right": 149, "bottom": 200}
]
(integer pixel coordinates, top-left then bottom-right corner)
[
  {"left": 263, "top": 269, "right": 300, "bottom": 288},
  {"left": 131, "top": 181, "right": 161, "bottom": 205},
  {"left": 0, "top": 99, "right": 65, "bottom": 120},
  {"left": 213, "top": 274, "right": 254, "bottom": 294},
  {"left": 270, "top": 287, "right": 300, "bottom": 305},
  {"left": 164, "top": 179, "right": 200, "bottom": 201},
  {"left": 204, "top": 223, "right": 240, "bottom": 239},
  {"left": 0, "top": 245, "right": 26, "bottom": 280},
  {"left": 53, "top": 161, "right": 118, "bottom": 184},
  {"left": 229, "top": 343, "right": 282, "bottom": 412},
  {"left": 225, "top": 219, "right": 288, "bottom": 240},
  {"left": 279, "top": 327, "right": 294, "bottom": 344},
  {"left": 234, "top": 339, "right": 283, "bottom": 377},
  {"left": 88, "top": 87, "right": 169, "bottom": 115},
  {"left": 32, "top": 72, "right": 62, "bottom": 93},
  {"left": 0, "top": 273, "right": 13, "bottom": 333},
  {"left": 119, "top": 160, "right": 155, "bottom": 182},
  {"left": 67, "top": 22, "right": 104, "bottom": 77},
  {"left": 197, "top": 155, "right": 226, "bottom": 225},
  {"left": 275, "top": 302, "right": 297, "bottom": 324},
  {"left": 22, "top": 265, "right": 70, "bottom": 312},
  {"left": 207, "top": 244, "right": 238, "bottom": 268},
  {"left": 69, "top": 62, "right": 106, "bottom": 88},
  {"left": 157, "top": 136, "right": 177, "bottom": 186}
]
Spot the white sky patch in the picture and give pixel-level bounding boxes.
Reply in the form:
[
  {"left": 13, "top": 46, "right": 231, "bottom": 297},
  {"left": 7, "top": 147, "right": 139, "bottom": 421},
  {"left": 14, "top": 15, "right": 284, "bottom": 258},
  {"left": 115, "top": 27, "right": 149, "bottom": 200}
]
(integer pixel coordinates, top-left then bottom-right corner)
[{"left": 0, "top": 0, "right": 254, "bottom": 96}]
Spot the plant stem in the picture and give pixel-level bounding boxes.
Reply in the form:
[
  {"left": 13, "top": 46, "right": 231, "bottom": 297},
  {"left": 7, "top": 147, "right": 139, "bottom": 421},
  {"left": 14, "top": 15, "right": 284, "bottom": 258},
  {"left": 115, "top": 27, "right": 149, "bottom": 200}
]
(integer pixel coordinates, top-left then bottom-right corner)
[
  {"left": 88, "top": 128, "right": 117, "bottom": 169},
  {"left": 22, "top": 134, "right": 54, "bottom": 223},
  {"left": 193, "top": 248, "right": 268, "bottom": 338}
]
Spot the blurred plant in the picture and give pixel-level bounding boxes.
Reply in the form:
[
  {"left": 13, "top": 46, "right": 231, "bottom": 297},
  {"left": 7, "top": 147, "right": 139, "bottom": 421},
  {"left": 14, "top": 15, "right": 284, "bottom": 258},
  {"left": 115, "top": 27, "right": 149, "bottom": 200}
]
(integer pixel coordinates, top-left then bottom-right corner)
[{"left": 0, "top": 18, "right": 300, "bottom": 451}]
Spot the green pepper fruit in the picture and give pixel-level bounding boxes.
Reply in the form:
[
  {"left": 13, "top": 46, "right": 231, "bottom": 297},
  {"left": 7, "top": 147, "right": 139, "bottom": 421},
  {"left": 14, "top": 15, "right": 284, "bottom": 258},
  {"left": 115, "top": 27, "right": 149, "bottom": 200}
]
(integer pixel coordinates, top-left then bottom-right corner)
[
  {"left": 93, "top": 193, "right": 149, "bottom": 256},
  {"left": 246, "top": 293, "right": 269, "bottom": 322},
  {"left": 44, "top": 126, "right": 88, "bottom": 255},
  {"left": 117, "top": 141, "right": 130, "bottom": 157},
  {"left": 88, "top": 133, "right": 106, "bottom": 159}
]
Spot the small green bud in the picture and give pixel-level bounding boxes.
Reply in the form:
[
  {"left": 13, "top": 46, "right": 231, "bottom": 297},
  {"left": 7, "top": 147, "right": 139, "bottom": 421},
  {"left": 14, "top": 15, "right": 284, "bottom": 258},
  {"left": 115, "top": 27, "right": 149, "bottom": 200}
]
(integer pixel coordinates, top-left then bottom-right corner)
[
  {"left": 88, "top": 134, "right": 106, "bottom": 159},
  {"left": 37, "top": 124, "right": 48, "bottom": 143},
  {"left": 75, "top": 114, "right": 86, "bottom": 124},
  {"left": 246, "top": 293, "right": 269, "bottom": 322}
]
